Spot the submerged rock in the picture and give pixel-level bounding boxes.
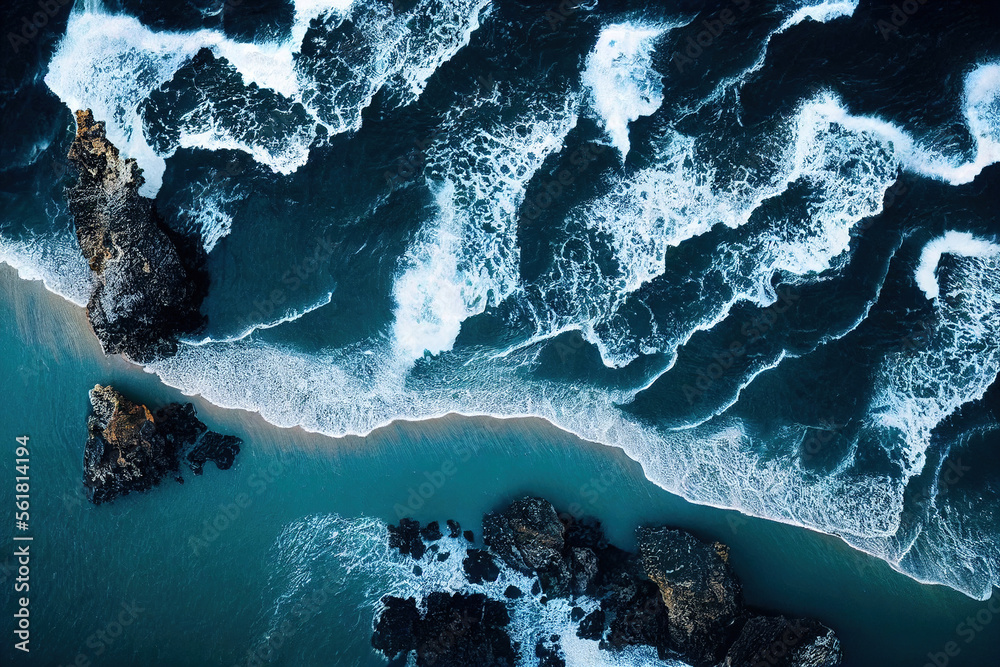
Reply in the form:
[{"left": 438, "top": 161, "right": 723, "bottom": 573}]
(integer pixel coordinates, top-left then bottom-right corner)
[
  {"left": 186, "top": 431, "right": 242, "bottom": 475},
  {"left": 67, "top": 109, "right": 207, "bottom": 362},
  {"left": 83, "top": 385, "right": 242, "bottom": 504}
]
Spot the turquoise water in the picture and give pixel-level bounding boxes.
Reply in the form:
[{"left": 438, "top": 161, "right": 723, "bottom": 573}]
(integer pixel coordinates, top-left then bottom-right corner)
[{"left": 1, "top": 264, "right": 997, "bottom": 666}]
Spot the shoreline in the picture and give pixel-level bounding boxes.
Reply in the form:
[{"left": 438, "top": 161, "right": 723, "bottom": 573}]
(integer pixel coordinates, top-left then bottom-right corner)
[{"left": 1, "top": 261, "right": 991, "bottom": 602}]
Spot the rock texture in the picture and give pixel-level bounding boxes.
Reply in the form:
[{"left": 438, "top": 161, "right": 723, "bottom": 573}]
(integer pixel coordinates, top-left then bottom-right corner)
[
  {"left": 83, "top": 385, "right": 242, "bottom": 504},
  {"left": 373, "top": 497, "right": 843, "bottom": 667},
  {"left": 637, "top": 526, "right": 742, "bottom": 666},
  {"left": 724, "top": 615, "right": 844, "bottom": 667},
  {"left": 372, "top": 592, "right": 516, "bottom": 667},
  {"left": 67, "top": 109, "right": 207, "bottom": 362}
]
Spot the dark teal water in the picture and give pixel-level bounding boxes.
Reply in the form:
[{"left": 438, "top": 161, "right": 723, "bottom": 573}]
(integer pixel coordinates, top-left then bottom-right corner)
[
  {"left": 0, "top": 265, "right": 997, "bottom": 666},
  {"left": 2, "top": 0, "right": 1000, "bottom": 664}
]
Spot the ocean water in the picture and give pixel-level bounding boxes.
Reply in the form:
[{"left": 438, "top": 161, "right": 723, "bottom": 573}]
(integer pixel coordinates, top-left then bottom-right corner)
[
  {"left": 0, "top": 263, "right": 997, "bottom": 666},
  {"left": 1, "top": 0, "right": 999, "bottom": 664}
]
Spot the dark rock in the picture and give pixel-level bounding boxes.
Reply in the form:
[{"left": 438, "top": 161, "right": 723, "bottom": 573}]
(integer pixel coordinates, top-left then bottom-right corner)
[
  {"left": 421, "top": 521, "right": 443, "bottom": 541},
  {"left": 447, "top": 519, "right": 462, "bottom": 537},
  {"left": 186, "top": 431, "right": 242, "bottom": 475},
  {"left": 483, "top": 497, "right": 571, "bottom": 596},
  {"left": 372, "top": 596, "right": 420, "bottom": 660},
  {"left": 388, "top": 519, "right": 425, "bottom": 560},
  {"left": 535, "top": 640, "right": 566, "bottom": 667},
  {"left": 83, "top": 385, "right": 241, "bottom": 504},
  {"left": 464, "top": 530, "right": 475, "bottom": 543},
  {"left": 373, "top": 592, "right": 516, "bottom": 667},
  {"left": 67, "top": 110, "right": 207, "bottom": 362},
  {"left": 464, "top": 549, "right": 500, "bottom": 584},
  {"left": 569, "top": 547, "right": 599, "bottom": 596},
  {"left": 413, "top": 566, "right": 422, "bottom": 576},
  {"left": 504, "top": 586, "right": 522, "bottom": 599},
  {"left": 83, "top": 385, "right": 182, "bottom": 505},
  {"left": 602, "top": 579, "right": 672, "bottom": 659},
  {"left": 530, "top": 581, "right": 541, "bottom": 596},
  {"left": 437, "top": 552, "right": 450, "bottom": 562},
  {"left": 724, "top": 615, "right": 843, "bottom": 667},
  {"left": 578, "top": 609, "right": 605, "bottom": 641},
  {"left": 560, "top": 514, "right": 609, "bottom": 552},
  {"left": 570, "top": 606, "right": 585, "bottom": 622},
  {"left": 637, "top": 526, "right": 742, "bottom": 667}
]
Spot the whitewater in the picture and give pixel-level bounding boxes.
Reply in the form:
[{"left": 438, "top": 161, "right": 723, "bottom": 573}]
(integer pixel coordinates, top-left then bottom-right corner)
[{"left": 2, "top": 0, "right": 999, "bottom": 602}]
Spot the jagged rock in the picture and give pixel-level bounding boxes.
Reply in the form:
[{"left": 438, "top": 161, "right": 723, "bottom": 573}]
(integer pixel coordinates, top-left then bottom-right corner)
[
  {"left": 420, "top": 521, "right": 443, "bottom": 541},
  {"left": 637, "top": 527, "right": 742, "bottom": 667},
  {"left": 372, "top": 592, "right": 516, "bottom": 667},
  {"left": 186, "top": 431, "right": 241, "bottom": 475},
  {"left": 388, "top": 518, "right": 425, "bottom": 560},
  {"left": 66, "top": 109, "right": 207, "bottom": 362},
  {"left": 447, "top": 519, "right": 462, "bottom": 537},
  {"left": 569, "top": 547, "right": 599, "bottom": 596},
  {"left": 577, "top": 609, "right": 605, "bottom": 641},
  {"left": 464, "top": 549, "right": 500, "bottom": 584},
  {"left": 483, "top": 497, "right": 571, "bottom": 595},
  {"left": 83, "top": 385, "right": 241, "bottom": 504},
  {"left": 724, "top": 615, "right": 843, "bottom": 667},
  {"left": 601, "top": 579, "right": 672, "bottom": 659},
  {"left": 463, "top": 530, "right": 475, "bottom": 543},
  {"left": 535, "top": 639, "right": 566, "bottom": 667},
  {"left": 504, "top": 586, "right": 522, "bottom": 599}
]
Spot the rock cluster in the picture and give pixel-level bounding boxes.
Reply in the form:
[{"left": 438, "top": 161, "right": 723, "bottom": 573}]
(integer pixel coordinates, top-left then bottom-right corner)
[
  {"left": 372, "top": 497, "right": 843, "bottom": 667},
  {"left": 83, "top": 385, "right": 242, "bottom": 504},
  {"left": 66, "top": 109, "right": 207, "bottom": 362}
]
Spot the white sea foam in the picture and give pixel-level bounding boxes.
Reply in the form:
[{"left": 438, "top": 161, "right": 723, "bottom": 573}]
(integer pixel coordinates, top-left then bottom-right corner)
[
  {"left": 391, "top": 84, "right": 580, "bottom": 360},
  {"left": 44, "top": 0, "right": 487, "bottom": 196},
  {"left": 914, "top": 231, "right": 999, "bottom": 301},
  {"left": 264, "top": 513, "right": 670, "bottom": 667},
  {"left": 582, "top": 23, "right": 669, "bottom": 158}
]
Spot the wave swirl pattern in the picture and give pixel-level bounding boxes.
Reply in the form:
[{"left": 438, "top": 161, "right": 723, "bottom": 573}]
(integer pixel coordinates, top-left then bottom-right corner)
[{"left": 2, "top": 0, "right": 998, "bottom": 598}]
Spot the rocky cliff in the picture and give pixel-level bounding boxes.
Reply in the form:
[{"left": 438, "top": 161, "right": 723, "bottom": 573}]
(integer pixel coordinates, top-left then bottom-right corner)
[{"left": 66, "top": 109, "right": 207, "bottom": 362}]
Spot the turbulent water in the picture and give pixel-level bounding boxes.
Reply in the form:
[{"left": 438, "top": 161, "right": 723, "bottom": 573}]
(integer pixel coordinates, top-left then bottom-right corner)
[{"left": 2, "top": 0, "right": 1000, "bottom": 606}]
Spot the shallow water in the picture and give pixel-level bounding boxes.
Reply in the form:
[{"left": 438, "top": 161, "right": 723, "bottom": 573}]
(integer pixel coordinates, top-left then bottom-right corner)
[{"left": 0, "top": 265, "right": 997, "bottom": 666}]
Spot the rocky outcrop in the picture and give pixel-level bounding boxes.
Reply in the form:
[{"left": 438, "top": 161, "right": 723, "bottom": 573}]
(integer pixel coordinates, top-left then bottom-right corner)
[
  {"left": 637, "top": 526, "right": 742, "bottom": 666},
  {"left": 83, "top": 385, "right": 242, "bottom": 504},
  {"left": 67, "top": 109, "right": 207, "bottom": 362},
  {"left": 724, "top": 615, "right": 843, "bottom": 667},
  {"left": 374, "top": 497, "right": 843, "bottom": 667},
  {"left": 372, "top": 592, "right": 517, "bottom": 667}
]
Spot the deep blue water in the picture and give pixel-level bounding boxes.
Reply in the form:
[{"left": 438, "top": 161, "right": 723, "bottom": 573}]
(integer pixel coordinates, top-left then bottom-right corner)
[{"left": 1, "top": 0, "right": 1000, "bottom": 664}]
